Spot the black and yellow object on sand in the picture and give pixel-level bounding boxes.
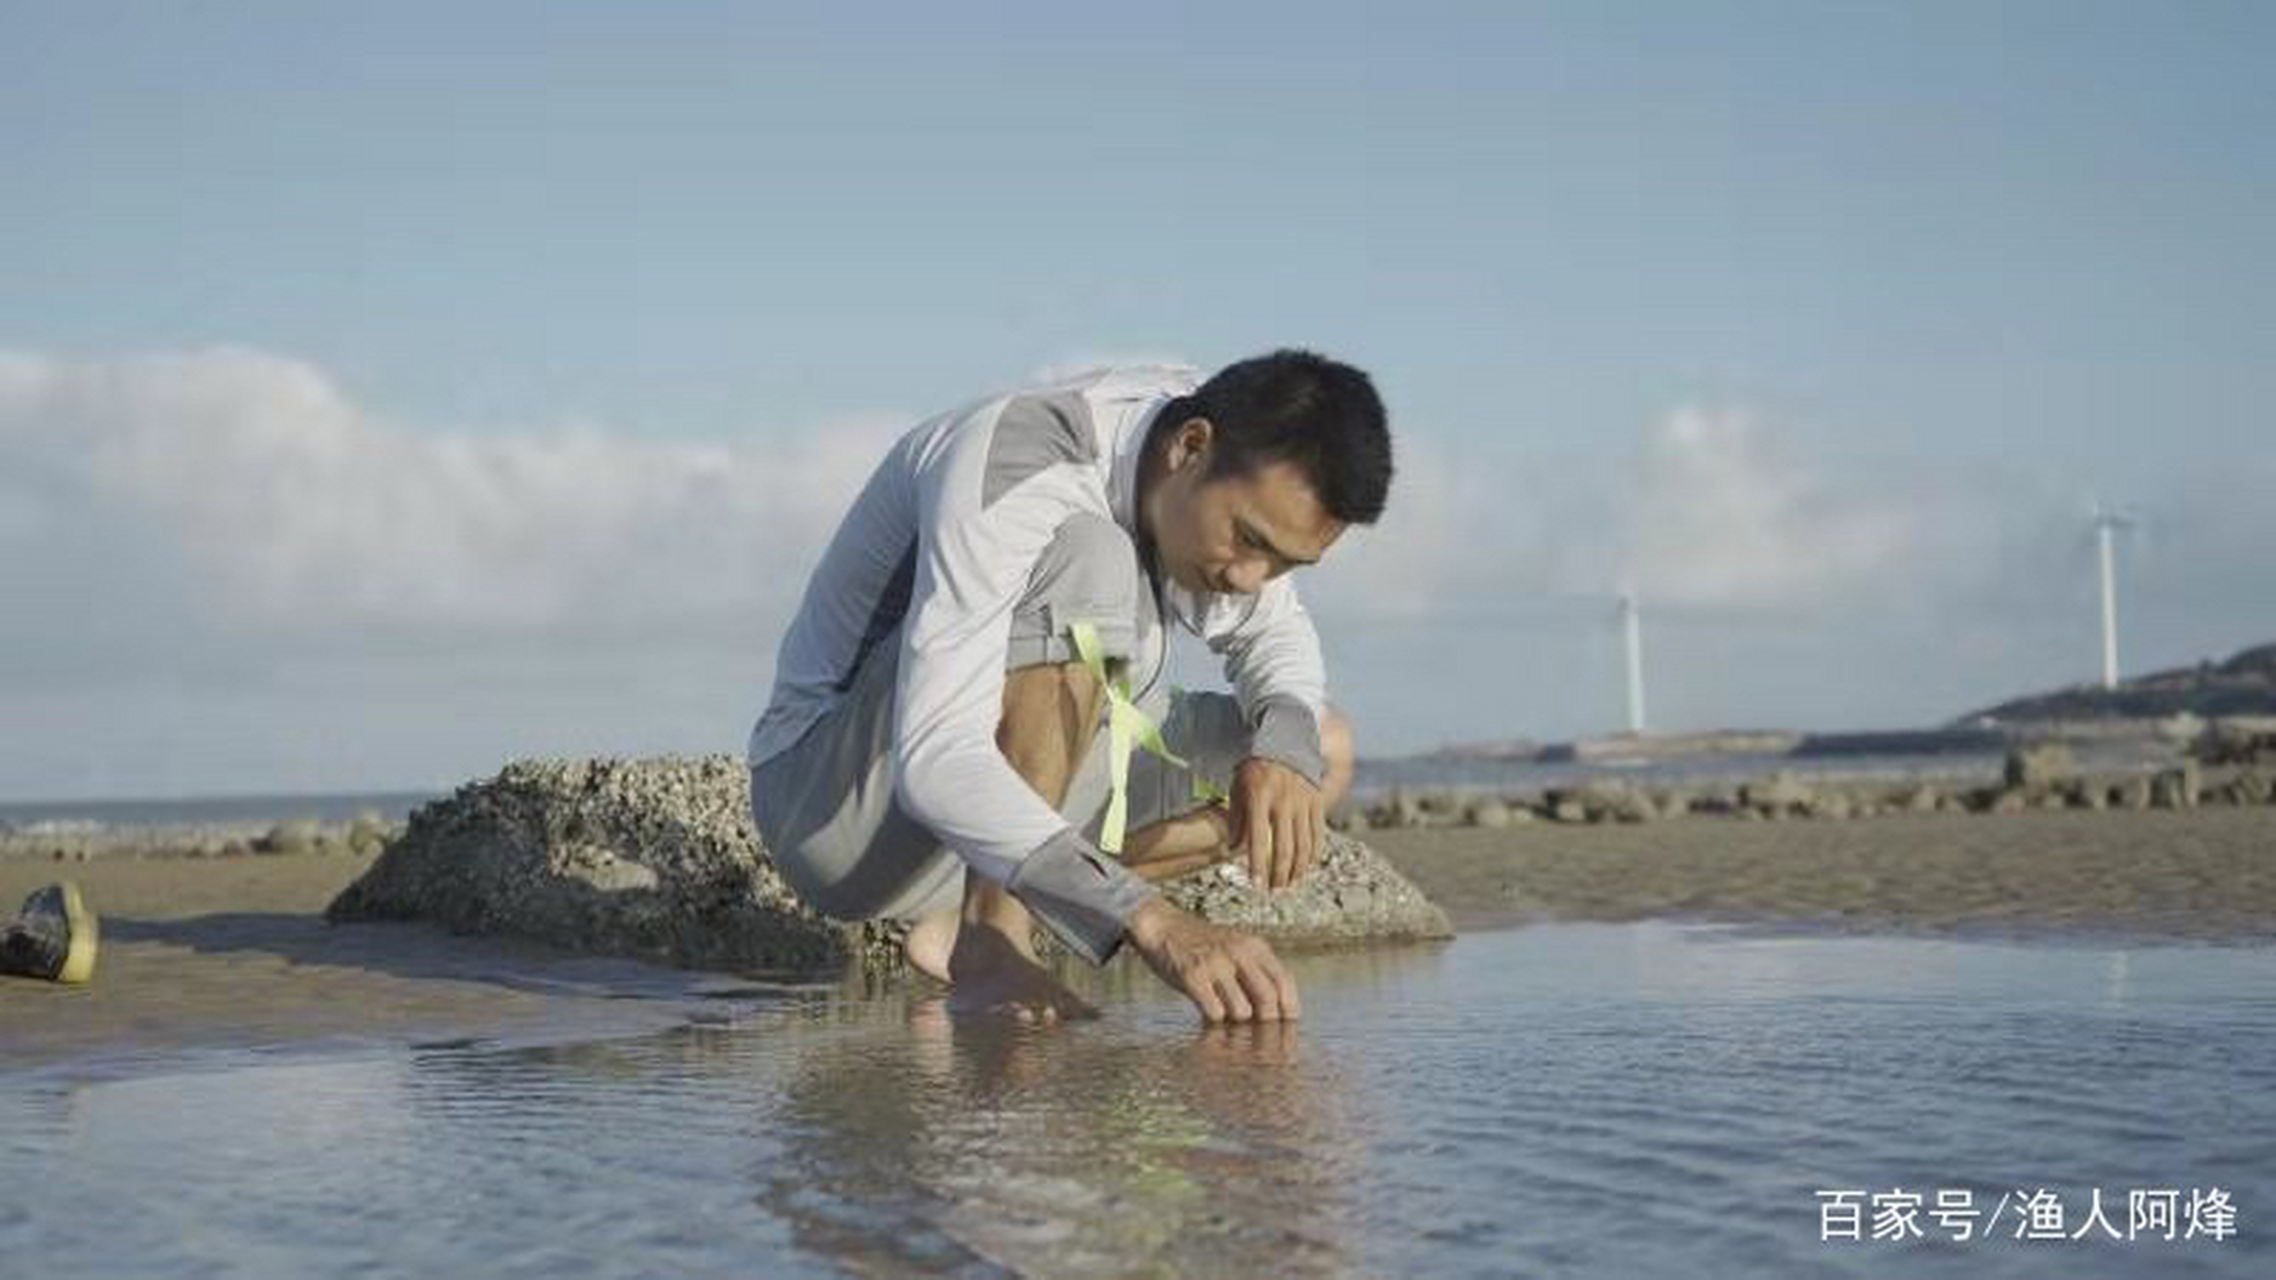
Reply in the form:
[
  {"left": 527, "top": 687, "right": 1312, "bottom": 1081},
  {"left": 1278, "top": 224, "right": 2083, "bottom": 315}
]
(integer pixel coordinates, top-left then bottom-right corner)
[{"left": 0, "top": 881, "right": 99, "bottom": 984}]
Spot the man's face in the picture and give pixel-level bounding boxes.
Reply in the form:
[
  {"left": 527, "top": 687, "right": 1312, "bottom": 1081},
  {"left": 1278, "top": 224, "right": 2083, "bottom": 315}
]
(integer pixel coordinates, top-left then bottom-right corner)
[{"left": 1149, "top": 423, "right": 1345, "bottom": 596}]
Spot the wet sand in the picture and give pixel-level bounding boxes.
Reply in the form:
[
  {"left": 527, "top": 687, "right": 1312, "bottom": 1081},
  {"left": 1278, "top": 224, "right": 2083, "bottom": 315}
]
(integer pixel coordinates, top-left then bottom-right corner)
[
  {"left": 6, "top": 806, "right": 2272, "bottom": 1071},
  {"left": 0, "top": 852, "right": 756, "bottom": 1073},
  {"left": 1369, "top": 806, "right": 2276, "bottom": 942}
]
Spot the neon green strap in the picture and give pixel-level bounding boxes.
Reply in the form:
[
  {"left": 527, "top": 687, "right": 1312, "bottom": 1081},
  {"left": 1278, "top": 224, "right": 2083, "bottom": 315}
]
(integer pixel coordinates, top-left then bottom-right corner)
[{"left": 1067, "top": 622, "right": 1224, "bottom": 853}]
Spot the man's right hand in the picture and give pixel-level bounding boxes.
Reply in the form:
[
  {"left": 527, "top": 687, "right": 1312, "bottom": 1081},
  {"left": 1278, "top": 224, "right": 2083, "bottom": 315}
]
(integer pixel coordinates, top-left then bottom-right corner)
[{"left": 1125, "top": 898, "right": 1300, "bottom": 1022}]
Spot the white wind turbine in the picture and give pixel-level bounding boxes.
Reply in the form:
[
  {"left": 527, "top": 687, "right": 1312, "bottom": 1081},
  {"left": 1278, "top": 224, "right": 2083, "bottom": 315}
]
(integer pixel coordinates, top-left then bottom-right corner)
[
  {"left": 2090, "top": 501, "right": 2136, "bottom": 691},
  {"left": 1616, "top": 588, "right": 1647, "bottom": 735}
]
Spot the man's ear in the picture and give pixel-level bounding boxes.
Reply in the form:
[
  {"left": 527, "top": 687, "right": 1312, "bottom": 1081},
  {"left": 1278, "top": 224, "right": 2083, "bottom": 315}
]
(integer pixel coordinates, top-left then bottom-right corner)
[{"left": 1174, "top": 417, "right": 1214, "bottom": 471}]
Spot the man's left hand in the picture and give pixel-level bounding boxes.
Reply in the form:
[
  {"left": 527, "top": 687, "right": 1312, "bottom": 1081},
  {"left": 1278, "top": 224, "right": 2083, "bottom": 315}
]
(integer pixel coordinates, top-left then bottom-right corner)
[{"left": 1226, "top": 757, "right": 1323, "bottom": 891}]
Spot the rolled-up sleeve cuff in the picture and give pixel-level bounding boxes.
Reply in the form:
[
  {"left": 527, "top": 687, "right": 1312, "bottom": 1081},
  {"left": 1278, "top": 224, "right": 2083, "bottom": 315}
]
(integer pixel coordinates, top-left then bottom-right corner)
[
  {"left": 1003, "top": 828, "right": 1159, "bottom": 964},
  {"left": 1250, "top": 696, "right": 1327, "bottom": 787},
  {"left": 1004, "top": 608, "right": 1135, "bottom": 673}
]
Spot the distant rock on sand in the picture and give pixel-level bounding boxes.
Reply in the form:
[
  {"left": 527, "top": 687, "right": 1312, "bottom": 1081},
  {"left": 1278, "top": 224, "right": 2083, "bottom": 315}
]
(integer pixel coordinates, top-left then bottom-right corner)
[{"left": 327, "top": 756, "right": 1451, "bottom": 976}]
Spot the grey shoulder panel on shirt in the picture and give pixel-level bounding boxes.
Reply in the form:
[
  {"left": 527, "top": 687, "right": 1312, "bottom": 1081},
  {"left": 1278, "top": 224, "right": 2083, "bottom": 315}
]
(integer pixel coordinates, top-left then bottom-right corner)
[{"left": 983, "top": 388, "right": 1098, "bottom": 508}]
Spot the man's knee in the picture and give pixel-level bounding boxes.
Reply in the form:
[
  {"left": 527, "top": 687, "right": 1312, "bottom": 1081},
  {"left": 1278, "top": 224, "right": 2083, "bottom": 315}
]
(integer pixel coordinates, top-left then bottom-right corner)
[
  {"left": 1004, "top": 512, "right": 1141, "bottom": 673},
  {"left": 1321, "top": 703, "right": 1355, "bottom": 808}
]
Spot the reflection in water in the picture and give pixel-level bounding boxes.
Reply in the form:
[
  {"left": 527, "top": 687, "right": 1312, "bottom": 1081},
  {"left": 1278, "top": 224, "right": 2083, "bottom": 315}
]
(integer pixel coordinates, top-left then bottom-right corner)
[
  {"left": 362, "top": 947, "right": 1447, "bottom": 1276},
  {"left": 757, "top": 1003, "right": 1360, "bottom": 1275},
  {"left": 6, "top": 927, "right": 2275, "bottom": 1278}
]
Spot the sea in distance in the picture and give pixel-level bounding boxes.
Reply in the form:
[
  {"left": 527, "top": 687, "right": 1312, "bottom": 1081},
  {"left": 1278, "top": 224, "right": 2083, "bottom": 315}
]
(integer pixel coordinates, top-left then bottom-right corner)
[
  {"left": 0, "top": 745, "right": 2117, "bottom": 833},
  {"left": 3, "top": 922, "right": 2270, "bottom": 1276}
]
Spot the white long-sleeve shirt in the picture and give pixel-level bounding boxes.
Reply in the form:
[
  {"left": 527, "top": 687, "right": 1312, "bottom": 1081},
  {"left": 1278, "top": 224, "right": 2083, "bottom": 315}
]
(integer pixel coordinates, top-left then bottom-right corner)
[{"left": 748, "top": 364, "right": 1329, "bottom": 957}]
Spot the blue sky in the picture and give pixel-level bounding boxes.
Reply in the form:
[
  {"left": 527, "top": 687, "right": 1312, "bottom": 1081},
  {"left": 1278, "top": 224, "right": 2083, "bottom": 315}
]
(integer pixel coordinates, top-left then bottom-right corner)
[{"left": 2, "top": 1, "right": 2271, "bottom": 799}]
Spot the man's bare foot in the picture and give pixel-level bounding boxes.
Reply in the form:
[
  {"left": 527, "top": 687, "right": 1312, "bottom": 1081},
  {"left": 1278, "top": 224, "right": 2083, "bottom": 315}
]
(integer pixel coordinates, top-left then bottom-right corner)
[
  {"left": 944, "top": 922, "right": 1097, "bottom": 1024},
  {"left": 905, "top": 906, "right": 958, "bottom": 983}
]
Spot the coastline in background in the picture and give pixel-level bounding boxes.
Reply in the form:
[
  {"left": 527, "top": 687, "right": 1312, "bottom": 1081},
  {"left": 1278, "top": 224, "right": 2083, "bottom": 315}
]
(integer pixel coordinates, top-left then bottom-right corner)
[
  {"left": 0, "top": 746, "right": 2183, "bottom": 834},
  {"left": 0, "top": 789, "right": 441, "bottom": 833},
  {"left": 0, "top": 751, "right": 2040, "bottom": 835}
]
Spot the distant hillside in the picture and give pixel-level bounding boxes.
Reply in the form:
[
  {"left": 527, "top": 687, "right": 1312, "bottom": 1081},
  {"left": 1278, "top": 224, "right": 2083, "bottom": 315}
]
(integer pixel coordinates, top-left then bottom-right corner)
[{"left": 1959, "top": 642, "right": 2276, "bottom": 725}]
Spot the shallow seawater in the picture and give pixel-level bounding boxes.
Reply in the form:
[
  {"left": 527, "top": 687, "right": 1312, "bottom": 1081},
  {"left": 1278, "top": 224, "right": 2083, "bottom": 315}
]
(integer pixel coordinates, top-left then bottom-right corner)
[{"left": 4, "top": 923, "right": 2273, "bottom": 1277}]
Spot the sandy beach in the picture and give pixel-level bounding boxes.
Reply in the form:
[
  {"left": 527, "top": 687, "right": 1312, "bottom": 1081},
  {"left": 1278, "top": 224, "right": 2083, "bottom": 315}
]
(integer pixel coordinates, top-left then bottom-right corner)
[
  {"left": 1371, "top": 806, "right": 2276, "bottom": 940},
  {"left": 0, "top": 850, "right": 753, "bottom": 1072},
  {"left": 6, "top": 806, "right": 2272, "bottom": 1070}
]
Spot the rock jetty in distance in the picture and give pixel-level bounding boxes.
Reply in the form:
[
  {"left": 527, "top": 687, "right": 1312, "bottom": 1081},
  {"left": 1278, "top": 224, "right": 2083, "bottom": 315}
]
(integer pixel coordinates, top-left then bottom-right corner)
[{"left": 1391, "top": 638, "right": 2276, "bottom": 769}]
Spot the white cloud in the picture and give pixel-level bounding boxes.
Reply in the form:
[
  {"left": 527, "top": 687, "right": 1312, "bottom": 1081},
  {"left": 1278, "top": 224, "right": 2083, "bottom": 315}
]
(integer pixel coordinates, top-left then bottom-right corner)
[
  {"left": 1305, "top": 401, "right": 1932, "bottom": 624},
  {"left": 1614, "top": 404, "right": 1916, "bottom": 610},
  {"left": 1302, "top": 422, "right": 1536, "bottom": 620},
  {"left": 0, "top": 346, "right": 904, "bottom": 642},
  {"left": 5, "top": 348, "right": 2270, "bottom": 794}
]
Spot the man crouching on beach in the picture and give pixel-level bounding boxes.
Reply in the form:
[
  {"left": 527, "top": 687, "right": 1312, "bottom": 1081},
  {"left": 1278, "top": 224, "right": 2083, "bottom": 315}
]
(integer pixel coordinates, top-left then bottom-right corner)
[{"left": 746, "top": 351, "right": 1391, "bottom": 1023}]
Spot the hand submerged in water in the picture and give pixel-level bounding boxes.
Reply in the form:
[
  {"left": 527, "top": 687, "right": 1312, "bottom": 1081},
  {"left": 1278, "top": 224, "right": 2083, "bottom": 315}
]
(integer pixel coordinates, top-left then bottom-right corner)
[{"left": 1126, "top": 898, "right": 1300, "bottom": 1023}]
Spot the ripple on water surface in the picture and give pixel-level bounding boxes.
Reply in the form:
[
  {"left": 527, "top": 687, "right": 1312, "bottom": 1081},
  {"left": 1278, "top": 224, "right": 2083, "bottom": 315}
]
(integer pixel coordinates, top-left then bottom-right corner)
[{"left": 3, "top": 922, "right": 2272, "bottom": 1277}]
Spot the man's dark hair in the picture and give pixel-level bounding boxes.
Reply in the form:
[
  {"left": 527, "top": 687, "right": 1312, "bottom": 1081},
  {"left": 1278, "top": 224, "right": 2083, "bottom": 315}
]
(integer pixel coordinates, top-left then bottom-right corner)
[{"left": 1159, "top": 349, "right": 1392, "bottom": 525}]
